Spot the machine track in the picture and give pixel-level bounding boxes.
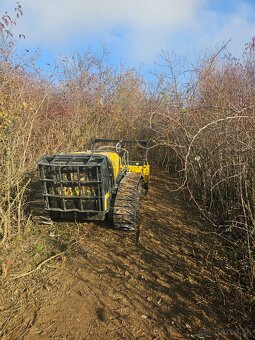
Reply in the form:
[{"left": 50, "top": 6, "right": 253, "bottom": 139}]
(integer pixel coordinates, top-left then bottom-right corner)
[{"left": 113, "top": 172, "right": 144, "bottom": 231}]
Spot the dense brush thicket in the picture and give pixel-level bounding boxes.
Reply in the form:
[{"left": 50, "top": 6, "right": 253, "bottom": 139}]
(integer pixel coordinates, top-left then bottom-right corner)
[
  {"left": 0, "top": 8, "right": 254, "bottom": 290},
  {"left": 151, "top": 46, "right": 255, "bottom": 289}
]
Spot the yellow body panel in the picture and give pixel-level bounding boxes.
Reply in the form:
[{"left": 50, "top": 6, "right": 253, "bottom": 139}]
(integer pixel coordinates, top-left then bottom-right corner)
[
  {"left": 94, "top": 151, "right": 122, "bottom": 182},
  {"left": 73, "top": 151, "right": 122, "bottom": 182},
  {"left": 104, "top": 192, "right": 110, "bottom": 211},
  {"left": 121, "top": 163, "right": 150, "bottom": 184},
  {"left": 73, "top": 151, "right": 150, "bottom": 184}
]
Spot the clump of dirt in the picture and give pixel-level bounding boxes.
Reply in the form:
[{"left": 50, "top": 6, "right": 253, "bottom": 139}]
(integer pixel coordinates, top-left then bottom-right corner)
[{"left": 0, "top": 171, "right": 254, "bottom": 339}]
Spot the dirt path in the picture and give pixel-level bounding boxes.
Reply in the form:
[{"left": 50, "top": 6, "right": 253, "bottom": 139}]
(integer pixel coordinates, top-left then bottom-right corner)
[{"left": 1, "top": 171, "right": 251, "bottom": 339}]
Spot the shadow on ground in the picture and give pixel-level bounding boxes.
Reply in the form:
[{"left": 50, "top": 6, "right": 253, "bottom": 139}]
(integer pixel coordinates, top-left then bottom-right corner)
[{"left": 1, "top": 171, "right": 253, "bottom": 339}]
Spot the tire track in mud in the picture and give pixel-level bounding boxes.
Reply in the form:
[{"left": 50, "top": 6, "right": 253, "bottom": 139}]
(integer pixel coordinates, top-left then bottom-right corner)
[{"left": 22, "top": 171, "right": 248, "bottom": 339}]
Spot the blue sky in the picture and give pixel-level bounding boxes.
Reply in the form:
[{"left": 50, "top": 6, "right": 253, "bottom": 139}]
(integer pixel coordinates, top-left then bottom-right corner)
[{"left": 1, "top": 0, "right": 255, "bottom": 76}]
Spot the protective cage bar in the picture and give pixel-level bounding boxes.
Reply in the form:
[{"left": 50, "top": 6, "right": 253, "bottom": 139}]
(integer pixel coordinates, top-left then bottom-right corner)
[
  {"left": 90, "top": 138, "right": 148, "bottom": 149},
  {"left": 38, "top": 154, "right": 105, "bottom": 213}
]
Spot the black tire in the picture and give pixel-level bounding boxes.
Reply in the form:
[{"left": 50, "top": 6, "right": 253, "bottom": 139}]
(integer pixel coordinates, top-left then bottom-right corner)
[{"left": 113, "top": 172, "right": 144, "bottom": 231}]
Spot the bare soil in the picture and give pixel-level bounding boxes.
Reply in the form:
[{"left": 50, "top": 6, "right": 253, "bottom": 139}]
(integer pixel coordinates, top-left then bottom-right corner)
[{"left": 0, "top": 171, "right": 253, "bottom": 339}]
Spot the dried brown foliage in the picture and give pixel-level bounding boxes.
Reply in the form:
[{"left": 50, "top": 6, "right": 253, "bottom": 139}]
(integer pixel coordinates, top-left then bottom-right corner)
[
  {"left": 150, "top": 42, "right": 255, "bottom": 289},
  {"left": 0, "top": 11, "right": 148, "bottom": 243},
  {"left": 0, "top": 6, "right": 254, "bottom": 294}
]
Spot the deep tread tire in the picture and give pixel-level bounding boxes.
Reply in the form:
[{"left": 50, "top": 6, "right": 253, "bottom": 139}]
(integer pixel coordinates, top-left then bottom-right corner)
[{"left": 113, "top": 172, "right": 144, "bottom": 231}]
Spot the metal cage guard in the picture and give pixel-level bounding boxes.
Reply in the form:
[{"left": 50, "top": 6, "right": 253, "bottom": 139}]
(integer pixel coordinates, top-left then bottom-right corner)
[{"left": 38, "top": 154, "right": 106, "bottom": 213}]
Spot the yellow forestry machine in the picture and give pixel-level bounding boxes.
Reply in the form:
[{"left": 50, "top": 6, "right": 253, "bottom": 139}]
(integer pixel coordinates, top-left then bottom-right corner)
[{"left": 38, "top": 139, "right": 150, "bottom": 230}]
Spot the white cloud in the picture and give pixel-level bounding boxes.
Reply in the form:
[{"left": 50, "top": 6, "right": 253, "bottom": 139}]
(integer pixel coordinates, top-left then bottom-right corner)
[
  {"left": 1, "top": 0, "right": 255, "bottom": 64},
  {"left": 0, "top": 0, "right": 204, "bottom": 53},
  {"left": 16, "top": 0, "right": 203, "bottom": 32},
  {"left": 195, "top": 3, "right": 255, "bottom": 58}
]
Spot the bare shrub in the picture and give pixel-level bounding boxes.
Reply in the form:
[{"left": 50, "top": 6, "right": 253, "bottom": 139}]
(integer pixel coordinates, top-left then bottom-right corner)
[
  {"left": 149, "top": 42, "right": 255, "bottom": 288},
  {"left": 0, "top": 11, "right": 148, "bottom": 241}
]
